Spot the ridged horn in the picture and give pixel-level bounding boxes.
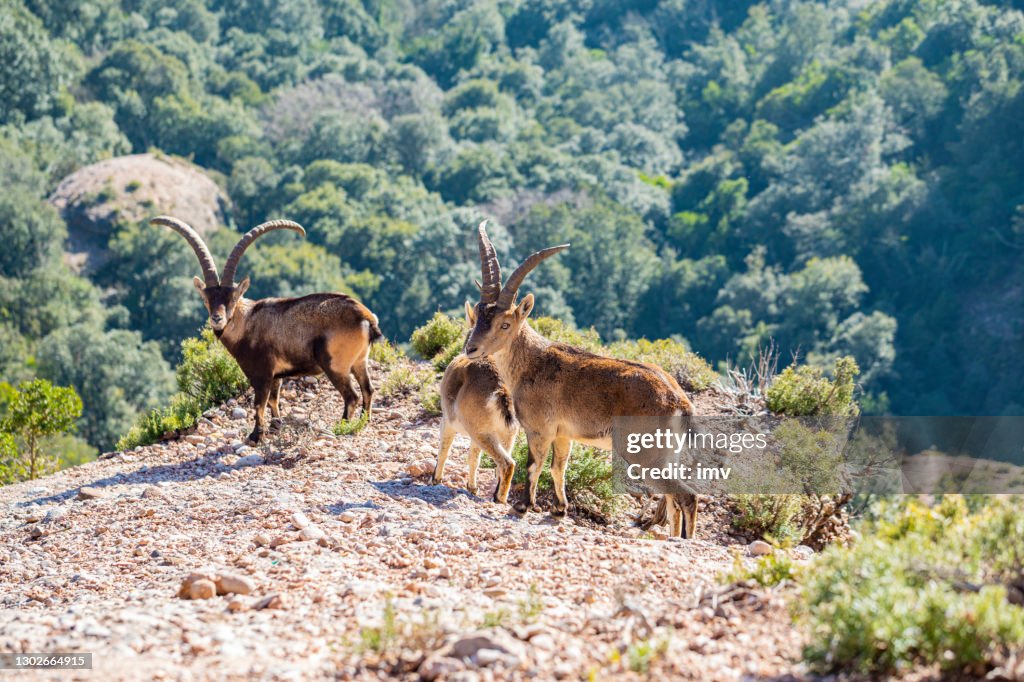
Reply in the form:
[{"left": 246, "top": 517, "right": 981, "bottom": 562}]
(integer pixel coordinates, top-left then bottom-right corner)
[
  {"left": 150, "top": 216, "right": 220, "bottom": 288},
  {"left": 496, "top": 243, "right": 569, "bottom": 309},
  {"left": 477, "top": 221, "right": 501, "bottom": 305},
  {"left": 221, "top": 219, "right": 306, "bottom": 286}
]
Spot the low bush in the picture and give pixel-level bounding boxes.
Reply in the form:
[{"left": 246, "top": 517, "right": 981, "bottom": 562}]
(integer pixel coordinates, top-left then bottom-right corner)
[
  {"left": 722, "top": 549, "right": 798, "bottom": 588},
  {"left": 510, "top": 437, "right": 624, "bottom": 521},
  {"left": 117, "top": 329, "right": 247, "bottom": 450},
  {"left": 731, "top": 494, "right": 807, "bottom": 544},
  {"left": 419, "top": 383, "right": 442, "bottom": 415},
  {"left": 800, "top": 496, "right": 1024, "bottom": 675},
  {"left": 607, "top": 337, "right": 718, "bottom": 392},
  {"left": 369, "top": 338, "right": 404, "bottom": 368},
  {"left": 177, "top": 329, "right": 248, "bottom": 404},
  {"left": 528, "top": 316, "right": 603, "bottom": 353},
  {"left": 766, "top": 356, "right": 859, "bottom": 416},
  {"left": 379, "top": 362, "right": 435, "bottom": 399},
  {"left": 432, "top": 338, "right": 464, "bottom": 372},
  {"left": 410, "top": 313, "right": 463, "bottom": 360},
  {"left": 334, "top": 412, "right": 369, "bottom": 436}
]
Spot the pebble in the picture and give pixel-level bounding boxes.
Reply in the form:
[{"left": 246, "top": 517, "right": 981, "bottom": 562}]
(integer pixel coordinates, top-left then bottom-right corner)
[
  {"left": 300, "top": 526, "right": 325, "bottom": 542},
  {"left": 749, "top": 540, "right": 773, "bottom": 556},
  {"left": 235, "top": 454, "right": 264, "bottom": 467},
  {"left": 418, "top": 655, "right": 463, "bottom": 681},
  {"left": 189, "top": 579, "right": 217, "bottom": 600},
  {"left": 77, "top": 487, "right": 107, "bottom": 501},
  {"left": 254, "top": 594, "right": 286, "bottom": 610},
  {"left": 216, "top": 573, "right": 255, "bottom": 596},
  {"left": 792, "top": 545, "right": 815, "bottom": 559},
  {"left": 405, "top": 459, "right": 434, "bottom": 477},
  {"left": 230, "top": 407, "right": 247, "bottom": 420},
  {"left": 338, "top": 511, "right": 356, "bottom": 523}
]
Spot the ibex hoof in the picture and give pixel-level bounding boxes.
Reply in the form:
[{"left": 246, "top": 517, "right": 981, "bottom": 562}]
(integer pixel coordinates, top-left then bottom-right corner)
[
  {"left": 466, "top": 486, "right": 478, "bottom": 496},
  {"left": 269, "top": 418, "right": 283, "bottom": 431},
  {"left": 247, "top": 429, "right": 262, "bottom": 445},
  {"left": 551, "top": 505, "right": 567, "bottom": 517}
]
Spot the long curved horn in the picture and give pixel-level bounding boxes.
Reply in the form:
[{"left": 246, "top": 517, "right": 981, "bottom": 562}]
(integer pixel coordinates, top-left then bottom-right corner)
[
  {"left": 150, "top": 216, "right": 220, "bottom": 288},
  {"left": 477, "top": 221, "right": 501, "bottom": 305},
  {"left": 221, "top": 219, "right": 306, "bottom": 285},
  {"left": 496, "top": 243, "right": 569, "bottom": 309}
]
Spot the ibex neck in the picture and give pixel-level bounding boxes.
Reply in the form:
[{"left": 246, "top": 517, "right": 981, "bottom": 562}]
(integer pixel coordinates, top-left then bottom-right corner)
[
  {"left": 492, "top": 324, "right": 550, "bottom": 389},
  {"left": 217, "top": 299, "right": 253, "bottom": 352}
]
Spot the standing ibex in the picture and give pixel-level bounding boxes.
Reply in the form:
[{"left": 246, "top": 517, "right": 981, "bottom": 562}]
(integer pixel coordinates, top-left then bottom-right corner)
[
  {"left": 153, "top": 216, "right": 381, "bottom": 444},
  {"left": 465, "top": 222, "right": 699, "bottom": 538},
  {"left": 432, "top": 302, "right": 518, "bottom": 502}
]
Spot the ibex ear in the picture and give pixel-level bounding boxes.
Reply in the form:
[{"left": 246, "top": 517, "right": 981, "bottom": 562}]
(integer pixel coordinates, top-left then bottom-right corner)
[
  {"left": 515, "top": 293, "right": 535, "bottom": 321},
  {"left": 464, "top": 301, "right": 477, "bottom": 327},
  {"left": 192, "top": 276, "right": 206, "bottom": 295},
  {"left": 234, "top": 276, "right": 250, "bottom": 298}
]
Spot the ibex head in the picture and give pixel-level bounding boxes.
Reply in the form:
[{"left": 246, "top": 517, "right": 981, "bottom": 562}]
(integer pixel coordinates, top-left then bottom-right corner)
[
  {"left": 151, "top": 216, "right": 305, "bottom": 333},
  {"left": 465, "top": 221, "right": 568, "bottom": 359}
]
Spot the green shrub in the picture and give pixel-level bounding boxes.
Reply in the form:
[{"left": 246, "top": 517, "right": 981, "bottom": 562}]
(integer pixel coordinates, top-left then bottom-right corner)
[
  {"left": 0, "top": 379, "right": 83, "bottom": 481},
  {"left": 511, "top": 437, "right": 624, "bottom": 520},
  {"left": 117, "top": 393, "right": 204, "bottom": 451},
  {"left": 721, "top": 548, "right": 798, "bottom": 588},
  {"left": 607, "top": 337, "right": 718, "bottom": 392},
  {"left": 117, "top": 330, "right": 248, "bottom": 451},
  {"left": 419, "top": 383, "right": 441, "bottom": 415},
  {"left": 731, "top": 494, "right": 806, "bottom": 543},
  {"left": 432, "top": 338, "right": 464, "bottom": 372},
  {"left": 800, "top": 496, "right": 1024, "bottom": 675},
  {"left": 529, "top": 316, "right": 603, "bottom": 353},
  {"left": 766, "top": 356, "right": 859, "bottom": 416},
  {"left": 369, "top": 338, "right": 404, "bottom": 368},
  {"left": 177, "top": 328, "right": 248, "bottom": 404},
  {"left": 410, "top": 313, "right": 463, "bottom": 360},
  {"left": 334, "top": 412, "right": 369, "bottom": 436},
  {"left": 379, "top": 362, "right": 435, "bottom": 398}
]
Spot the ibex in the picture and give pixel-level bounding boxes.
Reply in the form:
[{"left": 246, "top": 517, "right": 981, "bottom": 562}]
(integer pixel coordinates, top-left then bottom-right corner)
[
  {"left": 465, "top": 223, "right": 699, "bottom": 538},
  {"left": 432, "top": 302, "right": 518, "bottom": 502},
  {"left": 153, "top": 216, "right": 381, "bottom": 444}
]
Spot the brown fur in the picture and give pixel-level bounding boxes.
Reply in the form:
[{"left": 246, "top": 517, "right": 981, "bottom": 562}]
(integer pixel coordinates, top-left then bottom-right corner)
[
  {"left": 432, "top": 303, "right": 518, "bottom": 502},
  {"left": 466, "top": 297, "right": 699, "bottom": 539},
  {"left": 200, "top": 284, "right": 380, "bottom": 443},
  {"left": 432, "top": 355, "right": 519, "bottom": 502}
]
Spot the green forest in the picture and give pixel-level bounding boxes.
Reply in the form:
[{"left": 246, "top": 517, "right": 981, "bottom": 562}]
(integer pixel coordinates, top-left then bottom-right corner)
[{"left": 1, "top": 0, "right": 1023, "bottom": 460}]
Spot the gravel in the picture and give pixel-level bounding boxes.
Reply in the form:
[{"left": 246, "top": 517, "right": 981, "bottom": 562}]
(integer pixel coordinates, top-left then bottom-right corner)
[{"left": 0, "top": 364, "right": 806, "bottom": 681}]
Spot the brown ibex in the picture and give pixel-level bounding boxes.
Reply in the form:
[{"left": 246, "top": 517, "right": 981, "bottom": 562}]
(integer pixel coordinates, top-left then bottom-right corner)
[
  {"left": 464, "top": 222, "right": 699, "bottom": 538},
  {"left": 432, "top": 302, "right": 518, "bottom": 502},
  {"left": 153, "top": 216, "right": 381, "bottom": 444}
]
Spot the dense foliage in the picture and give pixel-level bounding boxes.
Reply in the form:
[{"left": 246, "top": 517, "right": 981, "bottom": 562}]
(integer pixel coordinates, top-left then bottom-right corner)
[
  {"left": 1, "top": 0, "right": 1022, "bottom": 453},
  {"left": 801, "top": 496, "right": 1024, "bottom": 674}
]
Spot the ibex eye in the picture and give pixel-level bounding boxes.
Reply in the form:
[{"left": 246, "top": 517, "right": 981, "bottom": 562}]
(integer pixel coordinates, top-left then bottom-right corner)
[{"left": 501, "top": 322, "right": 511, "bottom": 330}]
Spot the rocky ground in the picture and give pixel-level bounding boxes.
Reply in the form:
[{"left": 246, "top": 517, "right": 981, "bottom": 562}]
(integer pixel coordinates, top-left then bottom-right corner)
[{"left": 0, "top": 361, "right": 810, "bottom": 681}]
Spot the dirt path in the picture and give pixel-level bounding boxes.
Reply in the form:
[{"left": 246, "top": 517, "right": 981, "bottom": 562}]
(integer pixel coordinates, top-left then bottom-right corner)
[{"left": 0, "top": 365, "right": 805, "bottom": 681}]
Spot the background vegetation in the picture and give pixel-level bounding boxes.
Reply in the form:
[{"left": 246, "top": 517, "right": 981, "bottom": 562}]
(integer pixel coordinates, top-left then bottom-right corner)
[{"left": 1, "top": 0, "right": 1022, "bottom": 456}]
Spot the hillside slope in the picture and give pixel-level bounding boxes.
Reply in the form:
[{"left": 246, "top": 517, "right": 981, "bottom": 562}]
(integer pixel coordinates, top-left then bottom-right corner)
[{"left": 0, "top": 362, "right": 803, "bottom": 681}]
